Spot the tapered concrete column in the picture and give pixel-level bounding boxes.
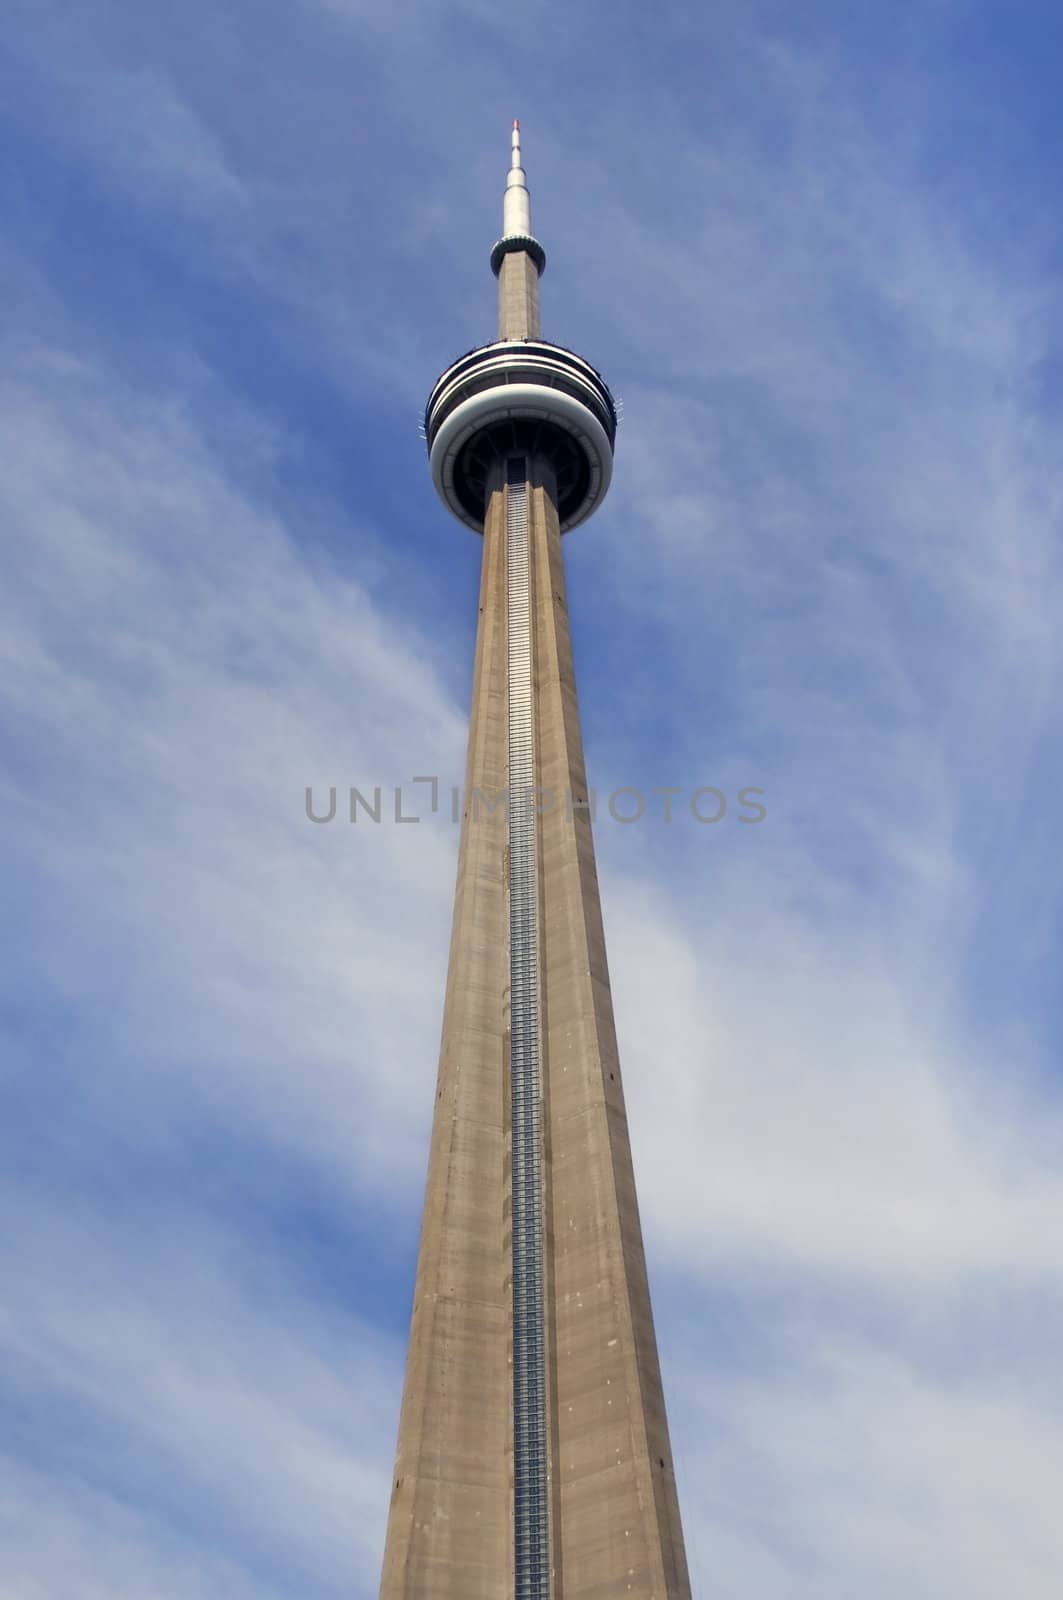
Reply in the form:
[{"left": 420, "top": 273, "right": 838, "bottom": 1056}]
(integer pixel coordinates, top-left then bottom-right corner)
[
  {"left": 498, "top": 251, "right": 541, "bottom": 340},
  {"left": 380, "top": 456, "right": 690, "bottom": 1598}
]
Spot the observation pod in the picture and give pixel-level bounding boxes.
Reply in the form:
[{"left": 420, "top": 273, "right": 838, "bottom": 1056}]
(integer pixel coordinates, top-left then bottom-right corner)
[{"left": 425, "top": 339, "right": 617, "bottom": 533}]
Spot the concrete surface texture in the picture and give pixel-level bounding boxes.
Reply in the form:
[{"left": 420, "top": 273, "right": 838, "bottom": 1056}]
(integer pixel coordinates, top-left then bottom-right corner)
[{"left": 379, "top": 449, "right": 691, "bottom": 1599}]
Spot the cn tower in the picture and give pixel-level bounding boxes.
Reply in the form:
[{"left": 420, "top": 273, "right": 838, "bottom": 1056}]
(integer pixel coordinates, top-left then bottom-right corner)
[{"left": 380, "top": 125, "right": 691, "bottom": 1600}]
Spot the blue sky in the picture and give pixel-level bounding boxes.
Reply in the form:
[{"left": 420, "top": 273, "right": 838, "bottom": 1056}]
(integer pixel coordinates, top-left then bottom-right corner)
[{"left": 3, "top": 1, "right": 1063, "bottom": 1594}]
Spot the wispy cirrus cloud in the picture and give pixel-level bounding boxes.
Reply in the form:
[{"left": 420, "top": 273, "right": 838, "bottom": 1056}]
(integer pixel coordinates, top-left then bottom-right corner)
[
  {"left": 0, "top": 334, "right": 465, "bottom": 1190},
  {"left": 0, "top": 1184, "right": 401, "bottom": 1597}
]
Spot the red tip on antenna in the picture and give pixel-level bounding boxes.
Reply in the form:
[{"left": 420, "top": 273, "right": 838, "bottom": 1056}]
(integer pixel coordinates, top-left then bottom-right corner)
[{"left": 513, "top": 119, "right": 520, "bottom": 129}]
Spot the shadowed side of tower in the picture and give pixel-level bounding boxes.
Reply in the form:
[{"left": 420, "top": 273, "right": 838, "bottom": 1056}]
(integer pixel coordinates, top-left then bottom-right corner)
[{"left": 379, "top": 125, "right": 691, "bottom": 1600}]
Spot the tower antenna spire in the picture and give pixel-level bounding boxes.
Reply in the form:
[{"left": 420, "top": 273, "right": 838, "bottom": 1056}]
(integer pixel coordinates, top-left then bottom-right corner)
[
  {"left": 491, "top": 121, "right": 546, "bottom": 335},
  {"left": 505, "top": 119, "right": 530, "bottom": 236}
]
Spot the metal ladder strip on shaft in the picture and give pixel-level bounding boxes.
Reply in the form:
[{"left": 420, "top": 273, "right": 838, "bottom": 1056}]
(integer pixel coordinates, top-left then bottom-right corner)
[{"left": 506, "top": 457, "right": 549, "bottom": 1600}]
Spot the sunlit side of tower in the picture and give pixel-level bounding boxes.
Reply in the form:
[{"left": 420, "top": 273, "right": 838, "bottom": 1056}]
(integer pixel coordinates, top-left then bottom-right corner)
[{"left": 379, "top": 125, "right": 691, "bottom": 1600}]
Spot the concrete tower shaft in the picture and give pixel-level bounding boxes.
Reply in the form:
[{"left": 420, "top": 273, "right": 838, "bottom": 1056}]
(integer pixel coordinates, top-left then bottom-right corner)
[{"left": 380, "top": 128, "right": 691, "bottom": 1600}]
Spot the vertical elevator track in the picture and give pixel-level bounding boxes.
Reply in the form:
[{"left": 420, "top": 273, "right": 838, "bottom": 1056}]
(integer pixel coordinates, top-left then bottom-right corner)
[{"left": 506, "top": 457, "right": 550, "bottom": 1600}]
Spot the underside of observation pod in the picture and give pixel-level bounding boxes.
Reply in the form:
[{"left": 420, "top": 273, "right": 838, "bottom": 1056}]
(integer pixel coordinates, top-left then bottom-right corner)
[{"left": 425, "top": 340, "right": 617, "bottom": 533}]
